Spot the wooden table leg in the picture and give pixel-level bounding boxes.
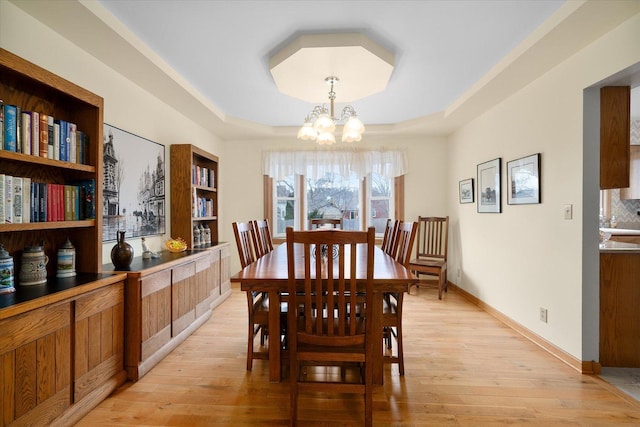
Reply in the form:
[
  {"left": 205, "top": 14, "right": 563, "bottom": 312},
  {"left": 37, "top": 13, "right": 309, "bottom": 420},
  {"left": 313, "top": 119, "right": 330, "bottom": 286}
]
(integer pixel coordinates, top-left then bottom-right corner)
[
  {"left": 372, "top": 291, "right": 384, "bottom": 385},
  {"left": 268, "top": 290, "right": 281, "bottom": 382}
]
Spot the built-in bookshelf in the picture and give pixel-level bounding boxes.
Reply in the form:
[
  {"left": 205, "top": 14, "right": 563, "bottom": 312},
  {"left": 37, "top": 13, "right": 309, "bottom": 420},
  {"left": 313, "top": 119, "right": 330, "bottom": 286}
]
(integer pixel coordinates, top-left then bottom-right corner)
[
  {"left": 0, "top": 48, "right": 103, "bottom": 278},
  {"left": 170, "top": 144, "right": 218, "bottom": 248}
]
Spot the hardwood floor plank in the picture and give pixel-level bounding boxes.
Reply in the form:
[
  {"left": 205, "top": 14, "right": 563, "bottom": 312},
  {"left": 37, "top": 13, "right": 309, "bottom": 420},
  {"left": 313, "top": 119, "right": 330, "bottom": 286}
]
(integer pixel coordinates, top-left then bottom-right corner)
[{"left": 75, "top": 284, "right": 640, "bottom": 426}]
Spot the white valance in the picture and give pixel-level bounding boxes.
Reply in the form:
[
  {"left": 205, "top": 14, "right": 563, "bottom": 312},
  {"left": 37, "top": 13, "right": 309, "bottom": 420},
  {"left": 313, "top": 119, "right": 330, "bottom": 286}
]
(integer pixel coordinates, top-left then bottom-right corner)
[{"left": 262, "top": 149, "right": 408, "bottom": 180}]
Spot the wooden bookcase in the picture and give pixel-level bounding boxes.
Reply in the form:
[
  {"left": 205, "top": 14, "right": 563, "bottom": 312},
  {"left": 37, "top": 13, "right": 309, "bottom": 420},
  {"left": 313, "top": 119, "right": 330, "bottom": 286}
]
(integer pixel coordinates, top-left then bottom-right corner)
[
  {"left": 170, "top": 144, "right": 218, "bottom": 248},
  {"left": 0, "top": 48, "right": 103, "bottom": 278}
]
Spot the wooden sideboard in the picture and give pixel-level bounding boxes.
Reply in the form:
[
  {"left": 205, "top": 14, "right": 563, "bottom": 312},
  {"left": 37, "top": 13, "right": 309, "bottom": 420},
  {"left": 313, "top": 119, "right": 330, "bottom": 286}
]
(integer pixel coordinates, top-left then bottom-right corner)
[
  {"left": 104, "top": 244, "right": 231, "bottom": 381},
  {"left": 0, "top": 274, "right": 127, "bottom": 427}
]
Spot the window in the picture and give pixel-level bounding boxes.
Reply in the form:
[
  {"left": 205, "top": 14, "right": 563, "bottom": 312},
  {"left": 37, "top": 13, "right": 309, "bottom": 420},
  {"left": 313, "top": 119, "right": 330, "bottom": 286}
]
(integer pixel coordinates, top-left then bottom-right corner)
[
  {"left": 306, "top": 171, "right": 360, "bottom": 230},
  {"left": 367, "top": 172, "right": 394, "bottom": 234},
  {"left": 275, "top": 175, "right": 297, "bottom": 236}
]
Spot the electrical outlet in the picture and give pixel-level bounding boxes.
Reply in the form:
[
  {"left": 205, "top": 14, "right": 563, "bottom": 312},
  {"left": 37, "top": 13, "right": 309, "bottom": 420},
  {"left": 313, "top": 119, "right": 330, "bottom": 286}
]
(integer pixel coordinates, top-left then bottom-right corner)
[{"left": 540, "top": 307, "right": 548, "bottom": 323}]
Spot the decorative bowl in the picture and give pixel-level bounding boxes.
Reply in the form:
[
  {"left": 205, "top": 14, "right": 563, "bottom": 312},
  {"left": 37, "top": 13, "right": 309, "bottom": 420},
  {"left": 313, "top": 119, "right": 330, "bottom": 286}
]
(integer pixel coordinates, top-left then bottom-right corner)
[{"left": 166, "top": 238, "right": 188, "bottom": 253}]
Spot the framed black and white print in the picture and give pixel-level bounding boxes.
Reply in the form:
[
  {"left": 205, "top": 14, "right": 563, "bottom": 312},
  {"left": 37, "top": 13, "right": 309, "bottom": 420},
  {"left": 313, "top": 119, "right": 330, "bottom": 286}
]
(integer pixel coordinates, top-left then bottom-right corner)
[
  {"left": 507, "top": 153, "right": 540, "bottom": 205},
  {"left": 459, "top": 178, "right": 474, "bottom": 204},
  {"left": 477, "top": 158, "right": 501, "bottom": 213},
  {"left": 102, "top": 124, "right": 166, "bottom": 241}
]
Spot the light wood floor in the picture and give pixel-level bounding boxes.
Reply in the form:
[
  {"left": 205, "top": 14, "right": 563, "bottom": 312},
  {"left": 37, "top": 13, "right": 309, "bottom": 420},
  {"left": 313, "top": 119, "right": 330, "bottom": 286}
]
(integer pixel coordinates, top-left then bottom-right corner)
[{"left": 76, "top": 284, "right": 640, "bottom": 426}]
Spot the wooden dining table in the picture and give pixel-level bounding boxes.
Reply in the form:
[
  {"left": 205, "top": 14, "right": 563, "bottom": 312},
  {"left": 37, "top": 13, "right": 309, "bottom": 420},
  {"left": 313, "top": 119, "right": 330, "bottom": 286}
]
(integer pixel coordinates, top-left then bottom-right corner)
[{"left": 230, "top": 242, "right": 418, "bottom": 384}]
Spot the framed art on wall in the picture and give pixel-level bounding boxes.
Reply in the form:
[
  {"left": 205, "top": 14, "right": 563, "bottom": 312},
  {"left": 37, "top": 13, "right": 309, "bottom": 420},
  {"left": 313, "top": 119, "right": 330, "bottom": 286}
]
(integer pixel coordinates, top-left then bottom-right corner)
[
  {"left": 459, "top": 178, "right": 474, "bottom": 204},
  {"left": 102, "top": 124, "right": 166, "bottom": 242},
  {"left": 477, "top": 158, "right": 501, "bottom": 213},
  {"left": 507, "top": 153, "right": 541, "bottom": 205}
]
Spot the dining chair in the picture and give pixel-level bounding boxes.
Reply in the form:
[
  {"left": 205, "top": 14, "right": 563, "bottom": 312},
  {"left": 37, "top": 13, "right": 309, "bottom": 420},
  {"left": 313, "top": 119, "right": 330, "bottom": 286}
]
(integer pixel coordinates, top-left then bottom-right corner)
[
  {"left": 309, "top": 217, "right": 343, "bottom": 229},
  {"left": 381, "top": 218, "right": 399, "bottom": 258},
  {"left": 382, "top": 220, "right": 417, "bottom": 375},
  {"left": 409, "top": 216, "right": 449, "bottom": 299},
  {"left": 233, "top": 221, "right": 271, "bottom": 371},
  {"left": 286, "top": 226, "right": 375, "bottom": 427},
  {"left": 251, "top": 219, "right": 274, "bottom": 258}
]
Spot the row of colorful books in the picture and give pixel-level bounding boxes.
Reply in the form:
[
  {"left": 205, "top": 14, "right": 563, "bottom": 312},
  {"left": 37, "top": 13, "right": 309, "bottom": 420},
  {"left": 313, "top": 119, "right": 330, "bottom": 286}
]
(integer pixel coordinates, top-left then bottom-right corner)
[
  {"left": 192, "top": 165, "right": 215, "bottom": 188},
  {"left": 192, "top": 193, "right": 214, "bottom": 218},
  {"left": 0, "top": 102, "right": 90, "bottom": 164},
  {"left": 0, "top": 174, "right": 95, "bottom": 224}
]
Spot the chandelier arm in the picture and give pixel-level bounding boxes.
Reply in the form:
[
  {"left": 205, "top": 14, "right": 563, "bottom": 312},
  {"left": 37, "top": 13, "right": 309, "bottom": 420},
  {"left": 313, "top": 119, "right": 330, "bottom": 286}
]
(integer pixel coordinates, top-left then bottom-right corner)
[{"left": 339, "top": 105, "right": 358, "bottom": 121}]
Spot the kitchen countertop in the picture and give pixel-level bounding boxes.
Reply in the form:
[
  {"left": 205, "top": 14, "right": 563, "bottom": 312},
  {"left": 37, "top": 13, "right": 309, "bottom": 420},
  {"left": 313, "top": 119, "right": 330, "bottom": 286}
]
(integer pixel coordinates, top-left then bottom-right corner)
[{"left": 599, "top": 240, "right": 640, "bottom": 253}]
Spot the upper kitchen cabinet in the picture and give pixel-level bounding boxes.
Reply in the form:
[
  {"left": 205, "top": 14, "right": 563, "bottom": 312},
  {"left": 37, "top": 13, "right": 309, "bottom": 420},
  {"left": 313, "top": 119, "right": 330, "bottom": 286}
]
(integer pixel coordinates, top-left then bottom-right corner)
[{"left": 600, "top": 86, "right": 630, "bottom": 190}]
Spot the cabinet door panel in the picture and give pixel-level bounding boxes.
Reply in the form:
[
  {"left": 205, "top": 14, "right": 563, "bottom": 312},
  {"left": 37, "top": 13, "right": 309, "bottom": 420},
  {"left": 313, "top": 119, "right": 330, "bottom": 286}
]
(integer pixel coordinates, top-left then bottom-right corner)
[{"left": 172, "top": 262, "right": 197, "bottom": 336}]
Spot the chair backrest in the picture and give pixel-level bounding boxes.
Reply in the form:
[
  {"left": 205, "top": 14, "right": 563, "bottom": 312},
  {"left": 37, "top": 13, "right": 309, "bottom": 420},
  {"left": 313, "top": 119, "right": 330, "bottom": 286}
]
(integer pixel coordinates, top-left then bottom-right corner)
[
  {"left": 416, "top": 216, "right": 449, "bottom": 261},
  {"left": 381, "top": 219, "right": 399, "bottom": 258},
  {"left": 251, "top": 219, "right": 274, "bottom": 258},
  {"left": 309, "top": 218, "right": 343, "bottom": 229},
  {"left": 286, "top": 226, "right": 375, "bottom": 344},
  {"left": 232, "top": 221, "right": 257, "bottom": 269},
  {"left": 395, "top": 221, "right": 418, "bottom": 268}
]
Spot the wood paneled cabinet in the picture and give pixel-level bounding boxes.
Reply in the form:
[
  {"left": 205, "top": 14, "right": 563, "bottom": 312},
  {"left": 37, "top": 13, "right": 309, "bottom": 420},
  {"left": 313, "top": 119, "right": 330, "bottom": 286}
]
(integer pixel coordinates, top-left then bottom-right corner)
[
  {"left": 0, "top": 275, "right": 126, "bottom": 427},
  {"left": 170, "top": 144, "right": 219, "bottom": 248},
  {"left": 600, "top": 252, "right": 640, "bottom": 367},
  {"left": 600, "top": 86, "right": 630, "bottom": 190},
  {"left": 123, "top": 246, "right": 230, "bottom": 381}
]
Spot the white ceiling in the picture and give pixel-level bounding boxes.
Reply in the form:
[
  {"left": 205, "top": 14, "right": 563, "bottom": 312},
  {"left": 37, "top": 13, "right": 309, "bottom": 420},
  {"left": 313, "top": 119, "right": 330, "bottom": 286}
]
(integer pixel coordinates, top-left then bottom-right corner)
[
  {"left": 11, "top": 0, "right": 640, "bottom": 139},
  {"left": 96, "top": 0, "right": 564, "bottom": 128}
]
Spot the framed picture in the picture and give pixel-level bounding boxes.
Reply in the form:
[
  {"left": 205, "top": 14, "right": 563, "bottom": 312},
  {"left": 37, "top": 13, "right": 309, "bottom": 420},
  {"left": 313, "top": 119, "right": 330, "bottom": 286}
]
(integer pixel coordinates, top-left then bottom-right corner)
[
  {"left": 477, "top": 158, "right": 501, "bottom": 213},
  {"left": 459, "top": 178, "right": 474, "bottom": 204},
  {"left": 507, "top": 153, "right": 541, "bottom": 205},
  {"left": 102, "top": 124, "right": 166, "bottom": 242}
]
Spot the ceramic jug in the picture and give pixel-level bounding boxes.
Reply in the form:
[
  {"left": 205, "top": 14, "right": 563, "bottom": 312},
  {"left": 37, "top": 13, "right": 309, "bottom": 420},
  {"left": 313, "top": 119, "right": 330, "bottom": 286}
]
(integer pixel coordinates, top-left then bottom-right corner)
[
  {"left": 19, "top": 244, "right": 49, "bottom": 285},
  {"left": 0, "top": 244, "right": 15, "bottom": 293},
  {"left": 111, "top": 230, "right": 134, "bottom": 269},
  {"left": 56, "top": 237, "right": 76, "bottom": 278}
]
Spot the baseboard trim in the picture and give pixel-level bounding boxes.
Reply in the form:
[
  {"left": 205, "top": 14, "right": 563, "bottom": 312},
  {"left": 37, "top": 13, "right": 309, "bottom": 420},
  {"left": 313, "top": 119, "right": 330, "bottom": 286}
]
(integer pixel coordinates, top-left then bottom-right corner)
[{"left": 449, "top": 282, "right": 599, "bottom": 374}]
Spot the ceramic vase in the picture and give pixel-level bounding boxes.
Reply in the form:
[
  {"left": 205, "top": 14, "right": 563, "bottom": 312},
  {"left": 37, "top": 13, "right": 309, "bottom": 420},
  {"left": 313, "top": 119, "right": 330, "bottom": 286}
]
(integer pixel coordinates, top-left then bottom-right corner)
[{"left": 111, "top": 230, "right": 134, "bottom": 269}]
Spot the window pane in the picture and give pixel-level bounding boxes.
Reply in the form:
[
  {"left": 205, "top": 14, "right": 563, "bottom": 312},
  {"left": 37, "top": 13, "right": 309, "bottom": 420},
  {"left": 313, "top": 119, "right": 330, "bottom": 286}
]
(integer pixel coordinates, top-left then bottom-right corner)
[
  {"left": 276, "top": 176, "right": 295, "bottom": 198},
  {"left": 306, "top": 172, "right": 360, "bottom": 230},
  {"left": 369, "top": 172, "right": 393, "bottom": 234},
  {"left": 276, "top": 199, "right": 295, "bottom": 235}
]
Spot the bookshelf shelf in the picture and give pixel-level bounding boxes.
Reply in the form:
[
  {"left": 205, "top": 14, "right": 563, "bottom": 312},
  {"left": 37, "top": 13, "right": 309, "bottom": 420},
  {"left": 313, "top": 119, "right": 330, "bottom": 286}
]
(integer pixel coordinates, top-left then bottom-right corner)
[
  {"left": 0, "top": 48, "right": 102, "bottom": 279},
  {"left": 170, "top": 144, "right": 219, "bottom": 248}
]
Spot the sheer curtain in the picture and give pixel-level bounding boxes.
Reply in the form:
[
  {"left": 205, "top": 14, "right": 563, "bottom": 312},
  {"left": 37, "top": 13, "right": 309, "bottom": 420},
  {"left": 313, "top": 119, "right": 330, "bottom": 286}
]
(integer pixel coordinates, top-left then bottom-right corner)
[{"left": 262, "top": 149, "right": 408, "bottom": 180}]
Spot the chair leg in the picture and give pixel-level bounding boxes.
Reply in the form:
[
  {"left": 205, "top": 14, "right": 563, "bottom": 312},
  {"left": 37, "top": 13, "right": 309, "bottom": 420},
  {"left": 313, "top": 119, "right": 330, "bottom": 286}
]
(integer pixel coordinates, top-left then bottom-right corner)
[
  {"left": 247, "top": 323, "right": 254, "bottom": 371},
  {"left": 396, "top": 324, "right": 404, "bottom": 376}
]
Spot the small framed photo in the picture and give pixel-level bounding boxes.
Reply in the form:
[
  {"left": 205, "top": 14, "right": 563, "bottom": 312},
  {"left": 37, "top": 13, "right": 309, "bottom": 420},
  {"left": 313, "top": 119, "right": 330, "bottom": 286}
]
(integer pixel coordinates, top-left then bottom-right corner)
[
  {"left": 477, "top": 158, "right": 501, "bottom": 213},
  {"left": 507, "top": 153, "right": 541, "bottom": 205},
  {"left": 459, "top": 178, "right": 474, "bottom": 204}
]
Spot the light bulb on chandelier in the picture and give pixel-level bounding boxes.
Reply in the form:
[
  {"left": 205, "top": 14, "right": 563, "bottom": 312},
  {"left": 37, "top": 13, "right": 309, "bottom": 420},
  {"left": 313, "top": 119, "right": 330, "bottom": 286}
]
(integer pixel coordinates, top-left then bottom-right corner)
[{"left": 297, "top": 76, "right": 365, "bottom": 145}]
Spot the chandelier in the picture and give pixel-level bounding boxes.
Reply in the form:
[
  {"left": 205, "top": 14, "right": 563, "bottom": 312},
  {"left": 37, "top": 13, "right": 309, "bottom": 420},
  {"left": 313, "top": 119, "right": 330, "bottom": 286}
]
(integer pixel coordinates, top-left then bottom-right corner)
[{"left": 296, "top": 76, "right": 365, "bottom": 145}]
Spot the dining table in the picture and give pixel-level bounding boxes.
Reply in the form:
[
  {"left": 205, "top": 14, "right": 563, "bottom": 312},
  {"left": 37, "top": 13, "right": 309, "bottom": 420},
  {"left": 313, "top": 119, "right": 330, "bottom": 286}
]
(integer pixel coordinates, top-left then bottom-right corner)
[{"left": 230, "top": 241, "right": 418, "bottom": 384}]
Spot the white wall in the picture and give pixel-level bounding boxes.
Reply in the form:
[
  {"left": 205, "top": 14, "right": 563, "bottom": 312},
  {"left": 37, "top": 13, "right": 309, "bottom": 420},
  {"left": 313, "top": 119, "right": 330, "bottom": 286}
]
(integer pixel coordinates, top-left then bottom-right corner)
[
  {"left": 447, "top": 12, "right": 640, "bottom": 360},
  {"left": 1, "top": 1, "right": 224, "bottom": 264},
  {"left": 221, "top": 135, "right": 448, "bottom": 275}
]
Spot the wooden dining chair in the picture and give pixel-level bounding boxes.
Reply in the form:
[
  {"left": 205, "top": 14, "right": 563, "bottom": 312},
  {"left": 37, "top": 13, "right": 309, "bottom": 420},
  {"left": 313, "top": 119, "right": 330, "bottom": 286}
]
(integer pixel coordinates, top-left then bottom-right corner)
[
  {"left": 233, "top": 221, "right": 271, "bottom": 371},
  {"left": 382, "top": 220, "right": 417, "bottom": 375},
  {"left": 381, "top": 218, "right": 399, "bottom": 258},
  {"left": 286, "top": 226, "right": 375, "bottom": 427},
  {"left": 409, "top": 216, "right": 449, "bottom": 299},
  {"left": 251, "top": 219, "right": 274, "bottom": 258},
  {"left": 309, "top": 218, "right": 343, "bottom": 229}
]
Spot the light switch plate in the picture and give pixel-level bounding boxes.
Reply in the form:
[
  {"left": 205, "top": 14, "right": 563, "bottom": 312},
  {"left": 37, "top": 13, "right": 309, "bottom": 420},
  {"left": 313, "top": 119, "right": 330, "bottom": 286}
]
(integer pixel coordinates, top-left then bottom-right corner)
[{"left": 564, "top": 204, "right": 573, "bottom": 220}]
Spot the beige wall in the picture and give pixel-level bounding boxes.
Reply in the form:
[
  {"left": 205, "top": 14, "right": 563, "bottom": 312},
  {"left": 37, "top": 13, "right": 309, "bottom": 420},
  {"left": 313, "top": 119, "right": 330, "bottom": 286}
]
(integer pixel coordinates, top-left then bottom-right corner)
[{"left": 447, "top": 11, "right": 640, "bottom": 360}]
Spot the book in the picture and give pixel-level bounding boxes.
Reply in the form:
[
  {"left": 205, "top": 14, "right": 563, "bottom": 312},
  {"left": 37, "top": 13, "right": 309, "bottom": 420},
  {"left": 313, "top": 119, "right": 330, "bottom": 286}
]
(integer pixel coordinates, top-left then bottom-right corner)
[
  {"left": 32, "top": 111, "right": 39, "bottom": 156},
  {"left": 64, "top": 185, "right": 72, "bottom": 221},
  {"left": 0, "top": 100, "right": 4, "bottom": 150},
  {"left": 30, "top": 181, "right": 38, "bottom": 222},
  {"left": 13, "top": 177, "right": 22, "bottom": 224},
  {"left": 0, "top": 174, "right": 5, "bottom": 223},
  {"left": 15, "top": 106, "right": 21, "bottom": 153},
  {"left": 39, "top": 113, "right": 48, "bottom": 158},
  {"left": 47, "top": 115, "right": 54, "bottom": 158},
  {"left": 20, "top": 112, "right": 30, "bottom": 155},
  {"left": 53, "top": 121, "right": 60, "bottom": 160},
  {"left": 73, "top": 179, "right": 95, "bottom": 219},
  {"left": 47, "top": 184, "right": 55, "bottom": 222},
  {"left": 38, "top": 182, "right": 47, "bottom": 222},
  {"left": 22, "top": 177, "right": 31, "bottom": 224},
  {"left": 3, "top": 104, "right": 17, "bottom": 151},
  {"left": 69, "top": 122, "right": 77, "bottom": 163},
  {"left": 4, "top": 175, "right": 13, "bottom": 223}
]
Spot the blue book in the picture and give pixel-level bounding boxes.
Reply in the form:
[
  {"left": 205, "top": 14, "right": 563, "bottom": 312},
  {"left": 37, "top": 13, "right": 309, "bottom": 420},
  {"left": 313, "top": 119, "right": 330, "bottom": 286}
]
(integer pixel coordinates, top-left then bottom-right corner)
[
  {"left": 60, "top": 120, "right": 68, "bottom": 162},
  {"left": 30, "top": 182, "right": 39, "bottom": 222},
  {"left": 3, "top": 105, "right": 17, "bottom": 151},
  {"left": 38, "top": 182, "right": 47, "bottom": 222}
]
